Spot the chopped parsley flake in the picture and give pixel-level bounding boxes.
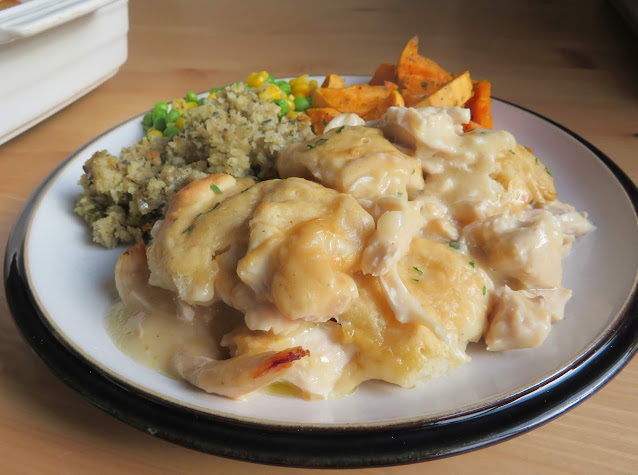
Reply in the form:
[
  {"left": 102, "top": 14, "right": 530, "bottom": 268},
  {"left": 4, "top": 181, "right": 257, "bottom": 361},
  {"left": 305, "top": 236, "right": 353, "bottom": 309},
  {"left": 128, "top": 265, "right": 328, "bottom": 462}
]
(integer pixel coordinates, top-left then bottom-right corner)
[
  {"left": 210, "top": 183, "right": 223, "bottom": 194},
  {"left": 545, "top": 167, "right": 553, "bottom": 177},
  {"left": 172, "top": 217, "right": 178, "bottom": 222},
  {"left": 480, "top": 131, "right": 487, "bottom": 135},
  {"left": 449, "top": 242, "right": 460, "bottom": 250},
  {"left": 411, "top": 169, "right": 416, "bottom": 175},
  {"left": 529, "top": 199, "right": 535, "bottom": 206},
  {"left": 482, "top": 285, "right": 487, "bottom": 295},
  {"left": 316, "top": 138, "right": 328, "bottom": 144},
  {"left": 182, "top": 224, "right": 194, "bottom": 234},
  {"left": 213, "top": 201, "right": 221, "bottom": 209},
  {"left": 421, "top": 81, "right": 428, "bottom": 88},
  {"left": 535, "top": 157, "right": 539, "bottom": 164},
  {"left": 469, "top": 260, "right": 475, "bottom": 268},
  {"left": 336, "top": 125, "right": 345, "bottom": 134},
  {"left": 411, "top": 278, "right": 420, "bottom": 282},
  {"left": 413, "top": 266, "right": 423, "bottom": 275},
  {"left": 307, "top": 144, "right": 317, "bottom": 149},
  {"left": 322, "top": 119, "right": 328, "bottom": 125},
  {"left": 397, "top": 191, "right": 403, "bottom": 197},
  {"left": 509, "top": 149, "right": 515, "bottom": 155}
]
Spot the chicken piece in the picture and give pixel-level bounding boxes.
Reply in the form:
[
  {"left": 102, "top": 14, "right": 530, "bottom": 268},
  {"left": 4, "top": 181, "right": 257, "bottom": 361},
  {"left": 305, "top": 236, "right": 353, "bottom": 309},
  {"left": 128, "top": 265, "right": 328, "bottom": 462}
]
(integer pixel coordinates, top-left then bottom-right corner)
[
  {"left": 361, "top": 197, "right": 423, "bottom": 276},
  {"left": 484, "top": 285, "right": 571, "bottom": 351},
  {"left": 277, "top": 126, "right": 424, "bottom": 211},
  {"left": 338, "top": 239, "right": 488, "bottom": 389},
  {"left": 115, "top": 240, "right": 174, "bottom": 313},
  {"left": 146, "top": 174, "right": 262, "bottom": 305},
  {"left": 237, "top": 178, "right": 375, "bottom": 322},
  {"left": 173, "top": 347, "right": 309, "bottom": 400},
  {"left": 464, "top": 209, "right": 564, "bottom": 288},
  {"left": 324, "top": 113, "right": 365, "bottom": 132},
  {"left": 223, "top": 321, "right": 352, "bottom": 399},
  {"left": 373, "top": 107, "right": 556, "bottom": 224}
]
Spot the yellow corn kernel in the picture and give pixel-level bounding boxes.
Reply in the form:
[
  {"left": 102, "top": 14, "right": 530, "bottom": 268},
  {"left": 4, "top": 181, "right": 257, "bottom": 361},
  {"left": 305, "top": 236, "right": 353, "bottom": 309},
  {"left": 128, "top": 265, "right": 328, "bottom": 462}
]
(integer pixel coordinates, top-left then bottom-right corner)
[
  {"left": 258, "top": 84, "right": 283, "bottom": 101},
  {"left": 175, "top": 117, "right": 186, "bottom": 130},
  {"left": 289, "top": 74, "right": 309, "bottom": 87},
  {"left": 286, "top": 111, "right": 299, "bottom": 119},
  {"left": 309, "top": 79, "right": 318, "bottom": 95},
  {"left": 208, "top": 92, "right": 217, "bottom": 99},
  {"left": 292, "top": 82, "right": 311, "bottom": 98},
  {"left": 147, "top": 129, "right": 163, "bottom": 139},
  {"left": 284, "top": 97, "right": 295, "bottom": 111},
  {"left": 246, "top": 70, "right": 269, "bottom": 88},
  {"left": 183, "top": 101, "right": 198, "bottom": 111},
  {"left": 171, "top": 98, "right": 186, "bottom": 113}
]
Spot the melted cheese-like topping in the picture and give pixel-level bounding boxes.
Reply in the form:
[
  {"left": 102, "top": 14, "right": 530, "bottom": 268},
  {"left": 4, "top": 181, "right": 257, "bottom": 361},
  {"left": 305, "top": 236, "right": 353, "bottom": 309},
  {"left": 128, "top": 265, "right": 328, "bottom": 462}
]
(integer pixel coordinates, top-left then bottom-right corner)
[{"left": 111, "top": 106, "right": 593, "bottom": 400}]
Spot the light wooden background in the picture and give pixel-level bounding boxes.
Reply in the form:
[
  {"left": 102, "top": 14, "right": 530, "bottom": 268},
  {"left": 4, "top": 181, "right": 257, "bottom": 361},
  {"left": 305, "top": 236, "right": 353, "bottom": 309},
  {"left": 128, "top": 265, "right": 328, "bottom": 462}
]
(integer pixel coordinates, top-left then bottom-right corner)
[{"left": 1, "top": 0, "right": 637, "bottom": 473}]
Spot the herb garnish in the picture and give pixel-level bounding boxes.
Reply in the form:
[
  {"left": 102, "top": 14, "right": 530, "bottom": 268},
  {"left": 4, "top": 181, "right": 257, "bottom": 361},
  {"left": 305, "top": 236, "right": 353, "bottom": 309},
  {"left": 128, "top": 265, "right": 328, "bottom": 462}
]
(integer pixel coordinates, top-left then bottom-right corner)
[
  {"left": 413, "top": 266, "right": 423, "bottom": 275},
  {"left": 535, "top": 157, "right": 539, "bottom": 165},
  {"left": 508, "top": 149, "right": 515, "bottom": 155},
  {"left": 411, "top": 278, "right": 420, "bottom": 282},
  {"left": 316, "top": 138, "right": 328, "bottom": 144},
  {"left": 482, "top": 285, "right": 487, "bottom": 295},
  {"left": 183, "top": 224, "right": 194, "bottom": 234},
  {"left": 449, "top": 242, "right": 460, "bottom": 250},
  {"left": 210, "top": 183, "right": 223, "bottom": 194},
  {"left": 469, "top": 260, "right": 475, "bottom": 268},
  {"left": 336, "top": 125, "right": 345, "bottom": 134},
  {"left": 397, "top": 191, "right": 403, "bottom": 197},
  {"left": 307, "top": 144, "right": 317, "bottom": 149},
  {"left": 545, "top": 167, "right": 553, "bottom": 177}
]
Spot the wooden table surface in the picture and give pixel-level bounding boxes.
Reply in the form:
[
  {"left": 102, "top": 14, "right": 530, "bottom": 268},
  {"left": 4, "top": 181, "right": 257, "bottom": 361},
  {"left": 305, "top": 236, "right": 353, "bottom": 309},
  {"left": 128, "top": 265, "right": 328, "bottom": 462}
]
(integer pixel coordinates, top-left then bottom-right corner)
[{"left": 1, "top": 0, "right": 637, "bottom": 473}]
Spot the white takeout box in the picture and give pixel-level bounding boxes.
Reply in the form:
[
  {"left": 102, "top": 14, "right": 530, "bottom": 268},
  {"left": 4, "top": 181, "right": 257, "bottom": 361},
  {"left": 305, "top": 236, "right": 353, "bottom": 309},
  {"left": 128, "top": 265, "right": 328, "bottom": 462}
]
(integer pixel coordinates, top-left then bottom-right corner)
[{"left": 0, "top": 0, "right": 129, "bottom": 145}]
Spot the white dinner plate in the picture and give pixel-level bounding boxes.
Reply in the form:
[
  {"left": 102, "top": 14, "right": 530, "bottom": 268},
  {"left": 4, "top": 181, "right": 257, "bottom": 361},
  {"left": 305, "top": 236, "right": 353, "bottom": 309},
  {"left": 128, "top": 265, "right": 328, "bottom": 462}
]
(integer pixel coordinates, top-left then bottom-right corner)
[{"left": 5, "top": 76, "right": 638, "bottom": 467}]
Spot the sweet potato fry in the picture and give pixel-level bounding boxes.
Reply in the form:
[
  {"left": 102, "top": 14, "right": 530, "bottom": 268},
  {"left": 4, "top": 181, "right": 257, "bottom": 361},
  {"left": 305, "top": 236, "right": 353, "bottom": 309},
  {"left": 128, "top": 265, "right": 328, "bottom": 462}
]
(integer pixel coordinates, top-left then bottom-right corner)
[
  {"left": 312, "top": 85, "right": 395, "bottom": 116},
  {"left": 306, "top": 107, "right": 342, "bottom": 134},
  {"left": 464, "top": 79, "right": 493, "bottom": 129},
  {"left": 396, "top": 36, "right": 453, "bottom": 107},
  {"left": 414, "top": 71, "right": 473, "bottom": 108},
  {"left": 321, "top": 73, "right": 346, "bottom": 89},
  {"left": 369, "top": 62, "right": 396, "bottom": 85},
  {"left": 362, "top": 90, "right": 405, "bottom": 120}
]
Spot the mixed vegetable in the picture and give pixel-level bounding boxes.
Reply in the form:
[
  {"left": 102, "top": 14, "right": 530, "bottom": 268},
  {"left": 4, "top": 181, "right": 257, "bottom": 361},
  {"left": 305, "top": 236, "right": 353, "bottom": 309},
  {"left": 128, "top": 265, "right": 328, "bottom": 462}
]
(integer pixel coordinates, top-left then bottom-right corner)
[{"left": 140, "top": 36, "right": 493, "bottom": 140}]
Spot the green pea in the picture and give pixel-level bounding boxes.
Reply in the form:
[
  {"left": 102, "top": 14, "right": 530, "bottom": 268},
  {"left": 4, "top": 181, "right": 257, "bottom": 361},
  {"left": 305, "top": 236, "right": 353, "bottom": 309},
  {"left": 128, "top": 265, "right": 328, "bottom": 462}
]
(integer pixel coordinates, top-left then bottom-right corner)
[
  {"left": 275, "top": 80, "right": 291, "bottom": 95},
  {"left": 210, "top": 87, "right": 223, "bottom": 94},
  {"left": 142, "top": 111, "right": 153, "bottom": 127},
  {"left": 273, "top": 99, "right": 288, "bottom": 118},
  {"left": 154, "top": 102, "right": 168, "bottom": 114},
  {"left": 166, "top": 121, "right": 175, "bottom": 129},
  {"left": 294, "top": 96, "right": 310, "bottom": 112},
  {"left": 152, "top": 109, "right": 167, "bottom": 123},
  {"left": 167, "top": 109, "right": 181, "bottom": 123},
  {"left": 153, "top": 116, "right": 167, "bottom": 132},
  {"left": 185, "top": 91, "right": 198, "bottom": 103},
  {"left": 164, "top": 125, "right": 180, "bottom": 138},
  {"left": 266, "top": 75, "right": 275, "bottom": 84},
  {"left": 197, "top": 98, "right": 205, "bottom": 106}
]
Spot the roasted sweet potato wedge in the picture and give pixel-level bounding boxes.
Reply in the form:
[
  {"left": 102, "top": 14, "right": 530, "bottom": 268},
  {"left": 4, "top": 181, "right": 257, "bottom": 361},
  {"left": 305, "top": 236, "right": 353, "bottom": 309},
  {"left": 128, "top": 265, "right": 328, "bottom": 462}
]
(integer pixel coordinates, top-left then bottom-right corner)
[
  {"left": 312, "top": 85, "right": 396, "bottom": 116},
  {"left": 396, "top": 36, "right": 453, "bottom": 107},
  {"left": 464, "top": 79, "right": 493, "bottom": 129},
  {"left": 414, "top": 71, "right": 473, "bottom": 108},
  {"left": 369, "top": 62, "right": 396, "bottom": 85},
  {"left": 362, "top": 90, "right": 405, "bottom": 120},
  {"left": 321, "top": 73, "right": 346, "bottom": 89},
  {"left": 306, "top": 107, "right": 342, "bottom": 134}
]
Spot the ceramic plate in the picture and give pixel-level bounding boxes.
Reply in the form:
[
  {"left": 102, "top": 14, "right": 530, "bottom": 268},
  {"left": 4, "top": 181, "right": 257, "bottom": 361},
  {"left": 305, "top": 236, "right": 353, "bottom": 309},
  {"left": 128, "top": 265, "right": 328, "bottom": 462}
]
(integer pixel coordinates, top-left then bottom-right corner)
[{"left": 5, "top": 77, "right": 638, "bottom": 468}]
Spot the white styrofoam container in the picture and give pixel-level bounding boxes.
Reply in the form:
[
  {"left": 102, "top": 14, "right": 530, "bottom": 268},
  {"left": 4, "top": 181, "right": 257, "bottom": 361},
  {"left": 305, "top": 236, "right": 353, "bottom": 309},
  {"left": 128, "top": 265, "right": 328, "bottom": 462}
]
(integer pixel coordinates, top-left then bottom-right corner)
[{"left": 0, "top": 0, "right": 128, "bottom": 145}]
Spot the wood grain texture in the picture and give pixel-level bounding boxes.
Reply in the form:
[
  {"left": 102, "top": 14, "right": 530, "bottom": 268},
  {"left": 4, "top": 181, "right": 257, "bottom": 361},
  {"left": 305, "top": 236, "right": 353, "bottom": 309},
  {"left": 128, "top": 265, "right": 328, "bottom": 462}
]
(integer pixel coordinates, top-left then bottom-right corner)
[{"left": 1, "top": 0, "right": 637, "bottom": 472}]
